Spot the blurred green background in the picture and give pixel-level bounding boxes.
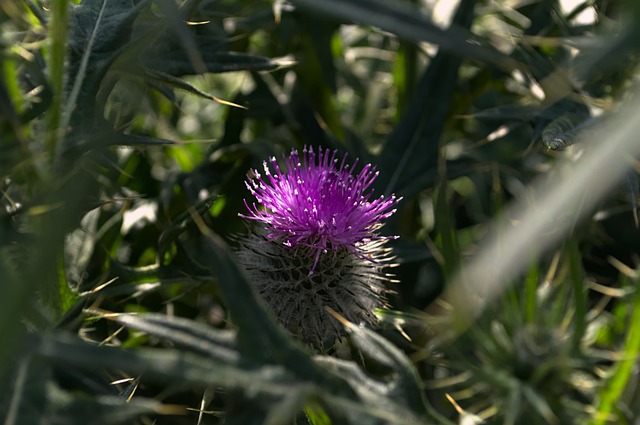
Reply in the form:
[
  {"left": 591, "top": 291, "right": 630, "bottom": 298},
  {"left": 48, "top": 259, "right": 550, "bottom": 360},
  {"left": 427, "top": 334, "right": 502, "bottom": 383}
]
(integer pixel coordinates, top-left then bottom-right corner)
[{"left": 2, "top": 0, "right": 640, "bottom": 424}]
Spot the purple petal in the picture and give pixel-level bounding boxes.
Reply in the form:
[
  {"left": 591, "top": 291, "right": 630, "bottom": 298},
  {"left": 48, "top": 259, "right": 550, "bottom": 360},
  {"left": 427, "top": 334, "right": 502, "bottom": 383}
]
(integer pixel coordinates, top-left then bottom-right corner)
[{"left": 239, "top": 146, "right": 401, "bottom": 268}]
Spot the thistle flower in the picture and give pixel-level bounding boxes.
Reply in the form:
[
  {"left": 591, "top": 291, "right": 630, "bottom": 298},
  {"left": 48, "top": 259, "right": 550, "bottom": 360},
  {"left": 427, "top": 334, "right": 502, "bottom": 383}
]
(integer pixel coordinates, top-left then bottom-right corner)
[{"left": 237, "top": 146, "right": 400, "bottom": 351}]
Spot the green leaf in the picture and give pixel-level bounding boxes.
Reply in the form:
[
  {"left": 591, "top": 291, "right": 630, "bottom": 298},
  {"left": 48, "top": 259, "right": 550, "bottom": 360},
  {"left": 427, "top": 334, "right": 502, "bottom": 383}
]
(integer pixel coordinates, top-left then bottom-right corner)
[
  {"left": 378, "top": 0, "right": 476, "bottom": 198},
  {"left": 592, "top": 275, "right": 640, "bottom": 425},
  {"left": 291, "top": 0, "right": 517, "bottom": 69},
  {"left": 541, "top": 114, "right": 594, "bottom": 150},
  {"left": 33, "top": 331, "right": 297, "bottom": 396},
  {"left": 157, "top": 191, "right": 219, "bottom": 261},
  {"left": 144, "top": 52, "right": 287, "bottom": 75},
  {"left": 107, "top": 133, "right": 177, "bottom": 146},
  {"left": 101, "top": 311, "right": 238, "bottom": 361},
  {"left": 341, "top": 323, "right": 447, "bottom": 423},
  {"left": 47, "top": 392, "right": 186, "bottom": 425},
  {"left": 304, "top": 402, "right": 333, "bottom": 425},
  {"left": 0, "top": 355, "right": 182, "bottom": 425},
  {"left": 468, "top": 104, "right": 543, "bottom": 122},
  {"left": 144, "top": 68, "right": 246, "bottom": 109}
]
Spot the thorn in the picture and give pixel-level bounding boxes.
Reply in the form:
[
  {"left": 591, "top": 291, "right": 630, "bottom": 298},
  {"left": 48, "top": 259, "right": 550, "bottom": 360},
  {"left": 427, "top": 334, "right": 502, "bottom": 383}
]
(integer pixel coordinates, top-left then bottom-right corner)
[
  {"left": 211, "top": 96, "right": 247, "bottom": 109},
  {"left": 446, "top": 394, "right": 485, "bottom": 424},
  {"left": 325, "top": 307, "right": 353, "bottom": 329},
  {"left": 394, "top": 323, "right": 412, "bottom": 342}
]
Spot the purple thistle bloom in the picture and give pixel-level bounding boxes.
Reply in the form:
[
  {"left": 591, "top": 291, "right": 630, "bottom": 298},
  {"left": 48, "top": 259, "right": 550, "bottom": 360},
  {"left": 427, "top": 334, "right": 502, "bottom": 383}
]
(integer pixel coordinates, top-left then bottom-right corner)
[
  {"left": 241, "top": 146, "right": 400, "bottom": 270},
  {"left": 237, "top": 145, "right": 401, "bottom": 351}
]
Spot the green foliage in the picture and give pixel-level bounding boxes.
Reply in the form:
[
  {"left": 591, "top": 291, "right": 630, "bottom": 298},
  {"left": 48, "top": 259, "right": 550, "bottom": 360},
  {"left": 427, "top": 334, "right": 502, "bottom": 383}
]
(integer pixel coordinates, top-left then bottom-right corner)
[{"left": 2, "top": 0, "right": 640, "bottom": 424}]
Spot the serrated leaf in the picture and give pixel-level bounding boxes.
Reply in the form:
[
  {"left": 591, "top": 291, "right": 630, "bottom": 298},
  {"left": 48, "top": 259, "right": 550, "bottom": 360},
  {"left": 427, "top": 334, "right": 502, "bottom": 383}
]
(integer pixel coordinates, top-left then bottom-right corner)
[
  {"left": 342, "top": 324, "right": 434, "bottom": 419},
  {"left": 98, "top": 311, "right": 238, "bottom": 362},
  {"left": 153, "top": 0, "right": 206, "bottom": 74},
  {"left": 66, "top": 0, "right": 151, "bottom": 113},
  {"left": 48, "top": 392, "right": 186, "bottom": 425},
  {"left": 144, "top": 68, "right": 246, "bottom": 108},
  {"left": 69, "top": 0, "right": 146, "bottom": 55},
  {"left": 315, "top": 325, "right": 450, "bottom": 425},
  {"left": 1, "top": 355, "right": 178, "bottom": 425},
  {"left": 33, "top": 332, "right": 298, "bottom": 396},
  {"left": 145, "top": 52, "right": 286, "bottom": 75}
]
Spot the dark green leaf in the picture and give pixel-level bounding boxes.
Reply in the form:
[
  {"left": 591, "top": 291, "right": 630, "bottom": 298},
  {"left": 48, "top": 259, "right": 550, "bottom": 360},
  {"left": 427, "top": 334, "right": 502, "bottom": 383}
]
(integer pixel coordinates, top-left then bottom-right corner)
[
  {"left": 541, "top": 113, "right": 594, "bottom": 150},
  {"left": 291, "top": 0, "right": 517, "bottom": 69},
  {"left": 378, "top": 0, "right": 476, "bottom": 197},
  {"left": 103, "top": 311, "right": 238, "bottom": 361}
]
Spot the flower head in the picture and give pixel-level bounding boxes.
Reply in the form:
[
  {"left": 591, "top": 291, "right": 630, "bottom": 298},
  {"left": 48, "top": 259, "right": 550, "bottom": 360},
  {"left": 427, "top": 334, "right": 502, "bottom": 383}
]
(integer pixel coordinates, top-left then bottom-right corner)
[
  {"left": 241, "top": 146, "right": 400, "bottom": 269},
  {"left": 237, "top": 145, "right": 401, "bottom": 351}
]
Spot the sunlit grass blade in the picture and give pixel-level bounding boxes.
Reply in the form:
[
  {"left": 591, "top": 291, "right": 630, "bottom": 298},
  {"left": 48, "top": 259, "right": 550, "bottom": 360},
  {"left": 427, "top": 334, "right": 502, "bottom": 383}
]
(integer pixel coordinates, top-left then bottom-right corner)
[{"left": 591, "top": 272, "right": 640, "bottom": 425}]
